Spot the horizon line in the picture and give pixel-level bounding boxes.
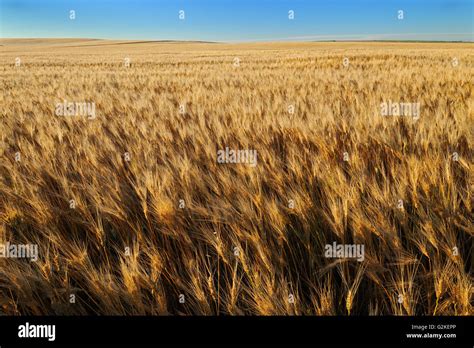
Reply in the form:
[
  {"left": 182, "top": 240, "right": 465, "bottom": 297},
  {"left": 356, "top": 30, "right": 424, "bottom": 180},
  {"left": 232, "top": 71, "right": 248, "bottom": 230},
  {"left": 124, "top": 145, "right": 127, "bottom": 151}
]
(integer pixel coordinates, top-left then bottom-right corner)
[
  {"left": 2, "top": 32, "right": 472, "bottom": 44},
  {"left": 1, "top": 37, "right": 473, "bottom": 44}
]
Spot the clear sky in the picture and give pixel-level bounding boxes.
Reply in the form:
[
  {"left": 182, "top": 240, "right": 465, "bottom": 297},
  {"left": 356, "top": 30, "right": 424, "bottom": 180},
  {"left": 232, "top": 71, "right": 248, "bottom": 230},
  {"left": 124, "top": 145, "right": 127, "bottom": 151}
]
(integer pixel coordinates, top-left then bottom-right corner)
[{"left": 1, "top": 0, "right": 472, "bottom": 42}]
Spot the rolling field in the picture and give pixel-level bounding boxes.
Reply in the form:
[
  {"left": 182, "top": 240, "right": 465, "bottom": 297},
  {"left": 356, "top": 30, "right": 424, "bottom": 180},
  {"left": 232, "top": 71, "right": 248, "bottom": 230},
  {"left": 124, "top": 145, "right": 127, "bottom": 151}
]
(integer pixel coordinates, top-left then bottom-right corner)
[{"left": 0, "top": 40, "right": 473, "bottom": 315}]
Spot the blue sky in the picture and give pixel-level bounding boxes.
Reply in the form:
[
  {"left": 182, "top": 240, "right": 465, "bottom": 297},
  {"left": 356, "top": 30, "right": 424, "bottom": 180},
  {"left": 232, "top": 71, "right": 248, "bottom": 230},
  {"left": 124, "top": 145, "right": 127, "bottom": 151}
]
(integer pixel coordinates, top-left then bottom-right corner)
[{"left": 0, "top": 0, "right": 472, "bottom": 41}]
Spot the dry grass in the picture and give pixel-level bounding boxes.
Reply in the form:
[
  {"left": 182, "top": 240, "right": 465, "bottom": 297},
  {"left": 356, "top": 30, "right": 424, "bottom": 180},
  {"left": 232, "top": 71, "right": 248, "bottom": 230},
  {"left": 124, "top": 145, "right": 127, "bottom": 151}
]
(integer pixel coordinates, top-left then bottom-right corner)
[{"left": 0, "top": 40, "right": 473, "bottom": 315}]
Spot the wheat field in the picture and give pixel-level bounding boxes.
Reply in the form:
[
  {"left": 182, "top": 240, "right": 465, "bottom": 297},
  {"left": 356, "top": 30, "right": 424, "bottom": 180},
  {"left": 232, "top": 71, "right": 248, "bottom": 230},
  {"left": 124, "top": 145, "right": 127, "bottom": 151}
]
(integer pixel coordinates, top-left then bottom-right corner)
[{"left": 0, "top": 40, "right": 472, "bottom": 315}]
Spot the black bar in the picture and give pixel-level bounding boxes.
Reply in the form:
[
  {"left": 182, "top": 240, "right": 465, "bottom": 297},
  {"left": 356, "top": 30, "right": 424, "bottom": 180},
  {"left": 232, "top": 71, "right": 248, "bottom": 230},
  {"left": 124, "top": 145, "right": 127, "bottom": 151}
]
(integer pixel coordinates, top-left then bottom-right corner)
[{"left": 0, "top": 316, "right": 472, "bottom": 346}]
